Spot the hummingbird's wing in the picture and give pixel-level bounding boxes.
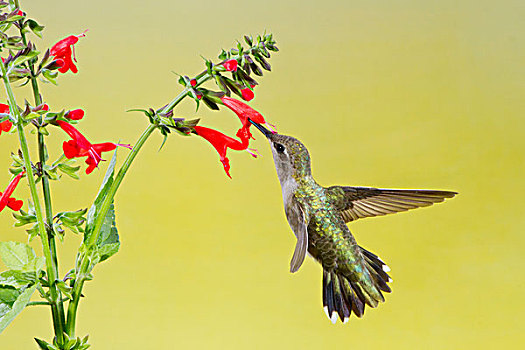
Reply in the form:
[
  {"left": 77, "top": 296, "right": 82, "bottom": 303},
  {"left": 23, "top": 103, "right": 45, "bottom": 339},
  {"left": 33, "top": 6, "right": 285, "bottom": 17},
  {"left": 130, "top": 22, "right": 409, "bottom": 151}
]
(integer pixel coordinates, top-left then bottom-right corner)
[
  {"left": 326, "top": 186, "right": 457, "bottom": 223},
  {"left": 285, "top": 196, "right": 309, "bottom": 273}
]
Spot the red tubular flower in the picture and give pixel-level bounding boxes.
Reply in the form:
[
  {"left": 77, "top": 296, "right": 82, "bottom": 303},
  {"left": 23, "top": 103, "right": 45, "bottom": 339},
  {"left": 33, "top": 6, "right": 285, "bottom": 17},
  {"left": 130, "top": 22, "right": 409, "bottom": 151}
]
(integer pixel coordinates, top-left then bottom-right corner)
[
  {"left": 0, "top": 103, "right": 12, "bottom": 136},
  {"left": 65, "top": 109, "right": 84, "bottom": 120},
  {"left": 190, "top": 79, "right": 197, "bottom": 87},
  {"left": 0, "top": 171, "right": 25, "bottom": 213},
  {"left": 50, "top": 32, "right": 86, "bottom": 74},
  {"left": 223, "top": 59, "right": 238, "bottom": 72},
  {"left": 220, "top": 96, "right": 276, "bottom": 144},
  {"left": 194, "top": 125, "right": 257, "bottom": 178},
  {"left": 57, "top": 121, "right": 131, "bottom": 174}
]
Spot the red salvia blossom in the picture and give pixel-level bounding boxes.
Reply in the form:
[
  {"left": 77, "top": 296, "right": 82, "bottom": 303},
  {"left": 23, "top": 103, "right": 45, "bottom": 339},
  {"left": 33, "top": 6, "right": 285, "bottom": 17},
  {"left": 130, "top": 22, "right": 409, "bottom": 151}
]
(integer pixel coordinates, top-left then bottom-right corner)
[
  {"left": 194, "top": 125, "right": 257, "bottom": 178},
  {"left": 220, "top": 96, "right": 276, "bottom": 144},
  {"left": 0, "top": 171, "right": 25, "bottom": 213},
  {"left": 65, "top": 109, "right": 84, "bottom": 120},
  {"left": 50, "top": 32, "right": 86, "bottom": 74},
  {"left": 223, "top": 59, "right": 238, "bottom": 72},
  {"left": 0, "top": 103, "right": 12, "bottom": 136},
  {"left": 57, "top": 120, "right": 131, "bottom": 174}
]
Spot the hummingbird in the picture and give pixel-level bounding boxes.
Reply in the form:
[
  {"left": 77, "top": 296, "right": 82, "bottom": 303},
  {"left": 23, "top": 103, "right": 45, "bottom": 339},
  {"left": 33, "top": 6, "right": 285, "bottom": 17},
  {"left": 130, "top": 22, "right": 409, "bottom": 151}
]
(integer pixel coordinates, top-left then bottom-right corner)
[{"left": 249, "top": 120, "right": 456, "bottom": 324}]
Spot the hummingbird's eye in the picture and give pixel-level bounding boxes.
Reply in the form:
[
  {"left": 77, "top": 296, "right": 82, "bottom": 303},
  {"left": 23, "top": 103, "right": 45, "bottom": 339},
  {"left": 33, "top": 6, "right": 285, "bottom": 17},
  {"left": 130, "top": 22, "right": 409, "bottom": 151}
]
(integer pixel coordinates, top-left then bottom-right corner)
[{"left": 274, "top": 143, "right": 285, "bottom": 154}]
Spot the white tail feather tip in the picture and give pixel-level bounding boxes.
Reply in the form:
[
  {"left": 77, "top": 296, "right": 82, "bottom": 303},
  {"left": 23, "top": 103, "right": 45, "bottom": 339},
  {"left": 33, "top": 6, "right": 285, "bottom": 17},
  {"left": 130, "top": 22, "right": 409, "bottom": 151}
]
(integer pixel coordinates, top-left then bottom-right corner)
[
  {"left": 330, "top": 312, "right": 337, "bottom": 324},
  {"left": 383, "top": 265, "right": 391, "bottom": 272}
]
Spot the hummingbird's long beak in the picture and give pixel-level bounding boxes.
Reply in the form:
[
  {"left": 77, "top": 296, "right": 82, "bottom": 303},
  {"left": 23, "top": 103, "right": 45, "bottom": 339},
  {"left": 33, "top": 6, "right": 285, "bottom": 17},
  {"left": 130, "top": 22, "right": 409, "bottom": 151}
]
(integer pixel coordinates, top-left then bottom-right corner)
[{"left": 249, "top": 119, "right": 273, "bottom": 138}]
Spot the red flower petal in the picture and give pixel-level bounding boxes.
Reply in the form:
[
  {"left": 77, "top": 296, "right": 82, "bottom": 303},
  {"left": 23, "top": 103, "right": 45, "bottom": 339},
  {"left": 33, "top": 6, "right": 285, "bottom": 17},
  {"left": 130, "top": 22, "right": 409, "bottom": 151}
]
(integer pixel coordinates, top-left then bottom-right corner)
[
  {"left": 50, "top": 32, "right": 85, "bottom": 74},
  {"left": 0, "top": 103, "right": 10, "bottom": 113},
  {"left": 56, "top": 53, "right": 77, "bottom": 74},
  {"left": 0, "top": 120, "right": 12, "bottom": 133},
  {"left": 235, "top": 125, "right": 253, "bottom": 146},
  {"left": 190, "top": 79, "right": 197, "bottom": 87},
  {"left": 220, "top": 96, "right": 277, "bottom": 134},
  {"left": 57, "top": 121, "right": 130, "bottom": 174},
  {"left": 7, "top": 198, "right": 23, "bottom": 211},
  {"left": 220, "top": 96, "right": 266, "bottom": 126},
  {"left": 92, "top": 142, "right": 117, "bottom": 154},
  {"left": 85, "top": 157, "right": 97, "bottom": 175},
  {"left": 194, "top": 126, "right": 248, "bottom": 178},
  {"left": 57, "top": 121, "right": 92, "bottom": 151},
  {"left": 0, "top": 172, "right": 24, "bottom": 212},
  {"left": 65, "top": 109, "right": 84, "bottom": 120},
  {"left": 50, "top": 35, "right": 80, "bottom": 57},
  {"left": 223, "top": 59, "right": 238, "bottom": 72},
  {"left": 62, "top": 140, "right": 80, "bottom": 159}
]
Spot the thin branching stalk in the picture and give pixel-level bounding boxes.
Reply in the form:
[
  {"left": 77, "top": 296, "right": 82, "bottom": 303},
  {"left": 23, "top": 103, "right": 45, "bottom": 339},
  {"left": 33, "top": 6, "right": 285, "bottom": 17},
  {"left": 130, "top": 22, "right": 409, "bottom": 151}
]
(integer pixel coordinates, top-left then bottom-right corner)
[{"left": 14, "top": 8, "right": 67, "bottom": 331}]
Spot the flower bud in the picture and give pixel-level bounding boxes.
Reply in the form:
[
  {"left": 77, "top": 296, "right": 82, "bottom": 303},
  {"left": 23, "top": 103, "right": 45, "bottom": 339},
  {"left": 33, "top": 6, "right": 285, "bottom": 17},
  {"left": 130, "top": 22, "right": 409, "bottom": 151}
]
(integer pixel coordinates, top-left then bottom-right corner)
[
  {"left": 65, "top": 109, "right": 84, "bottom": 120},
  {"left": 223, "top": 59, "right": 238, "bottom": 72}
]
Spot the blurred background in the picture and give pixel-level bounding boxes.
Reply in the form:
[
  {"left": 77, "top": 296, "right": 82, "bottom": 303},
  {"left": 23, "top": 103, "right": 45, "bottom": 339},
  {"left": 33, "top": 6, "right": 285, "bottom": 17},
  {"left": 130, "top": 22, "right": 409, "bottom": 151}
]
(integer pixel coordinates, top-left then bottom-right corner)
[{"left": 0, "top": 0, "right": 523, "bottom": 348}]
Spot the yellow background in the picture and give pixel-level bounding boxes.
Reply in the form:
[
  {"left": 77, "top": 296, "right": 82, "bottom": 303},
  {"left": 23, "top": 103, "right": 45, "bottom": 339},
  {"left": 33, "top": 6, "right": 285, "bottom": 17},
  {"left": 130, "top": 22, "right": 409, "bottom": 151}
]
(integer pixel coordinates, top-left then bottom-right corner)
[{"left": 1, "top": 0, "right": 523, "bottom": 348}]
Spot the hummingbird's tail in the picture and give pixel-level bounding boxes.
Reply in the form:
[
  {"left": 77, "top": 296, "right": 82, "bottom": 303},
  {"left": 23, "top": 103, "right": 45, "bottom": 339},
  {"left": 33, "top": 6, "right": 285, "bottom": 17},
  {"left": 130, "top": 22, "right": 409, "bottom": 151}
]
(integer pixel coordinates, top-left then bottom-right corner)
[{"left": 322, "top": 246, "right": 392, "bottom": 324}]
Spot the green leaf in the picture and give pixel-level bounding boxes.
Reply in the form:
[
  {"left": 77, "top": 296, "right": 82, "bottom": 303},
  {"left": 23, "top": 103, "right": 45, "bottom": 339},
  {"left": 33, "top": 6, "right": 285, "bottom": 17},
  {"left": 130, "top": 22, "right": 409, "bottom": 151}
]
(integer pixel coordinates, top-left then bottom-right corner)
[
  {"left": 0, "top": 286, "right": 19, "bottom": 306},
  {"left": 218, "top": 49, "right": 228, "bottom": 60},
  {"left": 0, "top": 284, "right": 37, "bottom": 333},
  {"left": 82, "top": 149, "right": 121, "bottom": 264},
  {"left": 85, "top": 149, "right": 117, "bottom": 234},
  {"left": 0, "top": 270, "right": 36, "bottom": 288},
  {"left": 94, "top": 203, "right": 120, "bottom": 263},
  {"left": 41, "top": 69, "right": 58, "bottom": 85},
  {"left": 13, "top": 209, "right": 37, "bottom": 227},
  {"left": 0, "top": 242, "right": 44, "bottom": 272},
  {"left": 57, "top": 160, "right": 81, "bottom": 180},
  {"left": 4, "top": 14, "right": 24, "bottom": 23},
  {"left": 35, "top": 338, "right": 54, "bottom": 350},
  {"left": 12, "top": 50, "right": 39, "bottom": 67},
  {"left": 158, "top": 134, "right": 168, "bottom": 152},
  {"left": 26, "top": 19, "right": 45, "bottom": 38},
  {"left": 56, "top": 281, "right": 73, "bottom": 300}
]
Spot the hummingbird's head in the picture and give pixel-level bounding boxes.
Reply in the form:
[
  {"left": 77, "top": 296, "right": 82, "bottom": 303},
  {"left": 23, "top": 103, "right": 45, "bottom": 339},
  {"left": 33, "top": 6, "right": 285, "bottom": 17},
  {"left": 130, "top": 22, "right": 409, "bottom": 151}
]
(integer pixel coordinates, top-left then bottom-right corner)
[{"left": 250, "top": 120, "right": 312, "bottom": 183}]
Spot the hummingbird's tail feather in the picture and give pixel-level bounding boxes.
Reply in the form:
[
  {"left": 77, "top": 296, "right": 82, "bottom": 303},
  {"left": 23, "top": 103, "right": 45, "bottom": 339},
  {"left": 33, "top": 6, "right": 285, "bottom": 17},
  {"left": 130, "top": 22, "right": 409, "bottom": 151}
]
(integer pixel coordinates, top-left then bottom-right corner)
[
  {"left": 360, "top": 246, "right": 393, "bottom": 291},
  {"left": 322, "top": 247, "right": 392, "bottom": 324}
]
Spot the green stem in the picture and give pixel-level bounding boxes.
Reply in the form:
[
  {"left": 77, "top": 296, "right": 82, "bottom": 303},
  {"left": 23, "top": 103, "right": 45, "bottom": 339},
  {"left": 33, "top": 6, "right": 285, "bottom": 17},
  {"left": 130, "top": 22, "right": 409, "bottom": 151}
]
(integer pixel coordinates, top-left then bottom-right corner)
[
  {"left": 15, "top": 7, "right": 68, "bottom": 335},
  {"left": 65, "top": 124, "right": 156, "bottom": 336},
  {"left": 34, "top": 61, "right": 67, "bottom": 333},
  {"left": 0, "top": 60, "right": 65, "bottom": 345},
  {"left": 27, "top": 301, "right": 52, "bottom": 307}
]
